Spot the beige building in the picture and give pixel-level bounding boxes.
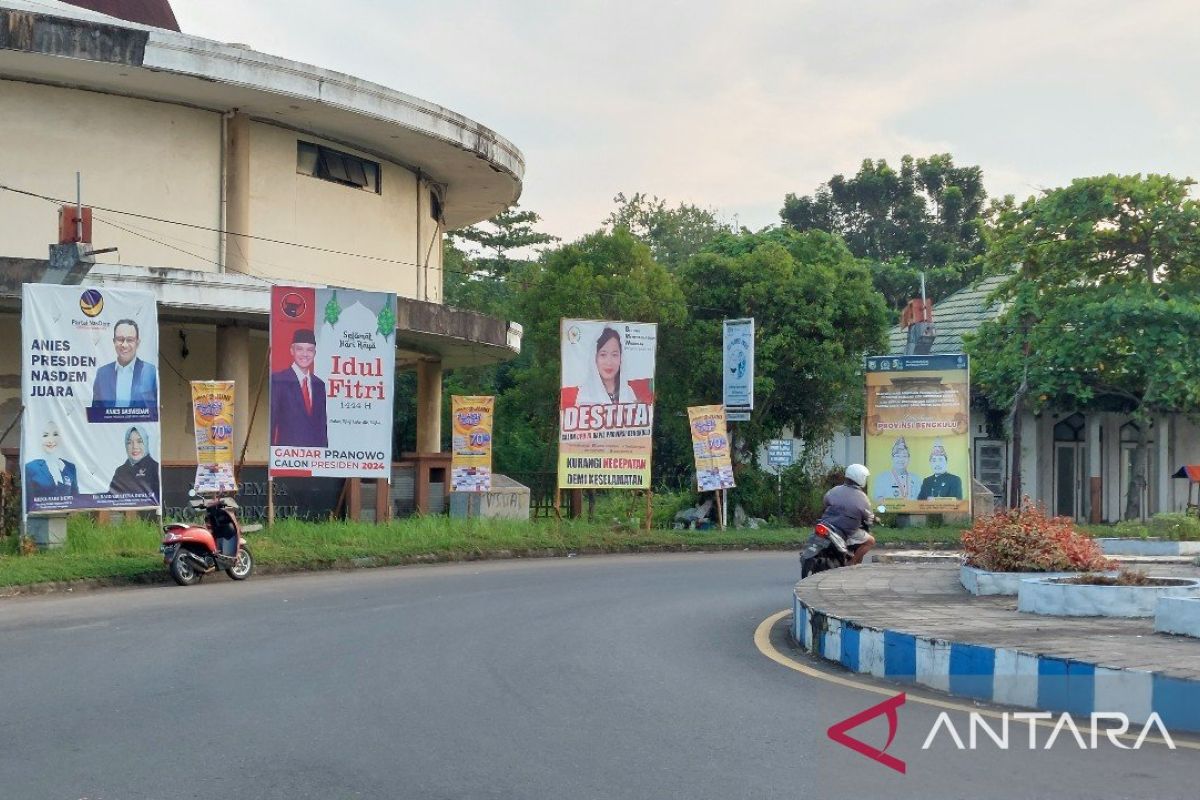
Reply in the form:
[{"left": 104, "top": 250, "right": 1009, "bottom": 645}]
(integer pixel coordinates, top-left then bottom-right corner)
[{"left": 0, "top": 0, "right": 524, "bottom": 516}]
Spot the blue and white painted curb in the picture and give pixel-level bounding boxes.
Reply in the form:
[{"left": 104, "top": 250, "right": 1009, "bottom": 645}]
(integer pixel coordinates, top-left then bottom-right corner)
[{"left": 792, "top": 595, "right": 1200, "bottom": 734}]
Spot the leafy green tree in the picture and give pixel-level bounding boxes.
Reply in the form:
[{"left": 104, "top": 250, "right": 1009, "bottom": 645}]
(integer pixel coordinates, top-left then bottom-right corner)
[
  {"left": 671, "top": 228, "right": 889, "bottom": 473},
  {"left": 967, "top": 174, "right": 1200, "bottom": 516},
  {"left": 781, "top": 154, "right": 987, "bottom": 309},
  {"left": 605, "top": 192, "right": 729, "bottom": 270},
  {"left": 449, "top": 203, "right": 558, "bottom": 276}
]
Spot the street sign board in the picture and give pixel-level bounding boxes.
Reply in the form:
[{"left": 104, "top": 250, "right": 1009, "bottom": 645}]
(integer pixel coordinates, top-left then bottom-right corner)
[
  {"left": 723, "top": 318, "right": 754, "bottom": 412},
  {"left": 767, "top": 439, "right": 794, "bottom": 468}
]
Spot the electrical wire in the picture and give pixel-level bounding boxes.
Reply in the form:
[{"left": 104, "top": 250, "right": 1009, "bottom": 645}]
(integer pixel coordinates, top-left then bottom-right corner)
[{"left": 0, "top": 180, "right": 733, "bottom": 315}]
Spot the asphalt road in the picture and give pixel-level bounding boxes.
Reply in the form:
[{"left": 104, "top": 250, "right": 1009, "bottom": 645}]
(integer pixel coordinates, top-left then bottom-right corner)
[{"left": 0, "top": 553, "right": 1195, "bottom": 799}]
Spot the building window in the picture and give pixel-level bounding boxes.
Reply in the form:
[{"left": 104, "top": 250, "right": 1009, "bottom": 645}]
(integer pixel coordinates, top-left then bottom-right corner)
[
  {"left": 297, "top": 141, "right": 380, "bottom": 193},
  {"left": 429, "top": 189, "right": 443, "bottom": 222},
  {"left": 1053, "top": 412, "right": 1085, "bottom": 442}
]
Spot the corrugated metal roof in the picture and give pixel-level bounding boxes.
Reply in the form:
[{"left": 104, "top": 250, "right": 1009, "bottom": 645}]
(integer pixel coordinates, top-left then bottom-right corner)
[{"left": 887, "top": 274, "right": 1009, "bottom": 355}]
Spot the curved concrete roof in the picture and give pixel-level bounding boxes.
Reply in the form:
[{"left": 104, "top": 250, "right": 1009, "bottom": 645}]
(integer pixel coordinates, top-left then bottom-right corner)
[{"left": 0, "top": 0, "right": 523, "bottom": 228}]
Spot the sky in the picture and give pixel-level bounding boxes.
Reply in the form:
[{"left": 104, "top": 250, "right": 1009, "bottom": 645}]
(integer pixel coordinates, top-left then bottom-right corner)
[{"left": 173, "top": 0, "right": 1200, "bottom": 241}]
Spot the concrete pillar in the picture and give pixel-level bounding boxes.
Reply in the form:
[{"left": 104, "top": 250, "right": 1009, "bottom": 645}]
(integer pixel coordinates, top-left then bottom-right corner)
[
  {"left": 225, "top": 111, "right": 251, "bottom": 274},
  {"left": 1157, "top": 416, "right": 1171, "bottom": 514},
  {"left": 1018, "top": 411, "right": 1039, "bottom": 505},
  {"left": 25, "top": 516, "right": 67, "bottom": 549},
  {"left": 216, "top": 325, "right": 251, "bottom": 461},
  {"left": 1087, "top": 414, "right": 1102, "bottom": 523},
  {"left": 415, "top": 359, "right": 443, "bottom": 453}
]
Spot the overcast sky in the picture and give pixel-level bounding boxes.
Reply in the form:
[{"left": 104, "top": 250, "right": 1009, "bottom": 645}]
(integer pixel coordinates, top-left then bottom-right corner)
[{"left": 175, "top": 0, "right": 1200, "bottom": 241}]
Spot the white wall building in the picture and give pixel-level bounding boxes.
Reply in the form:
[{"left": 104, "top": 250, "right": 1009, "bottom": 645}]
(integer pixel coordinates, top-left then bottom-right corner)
[{"left": 0, "top": 0, "right": 524, "bottom": 513}]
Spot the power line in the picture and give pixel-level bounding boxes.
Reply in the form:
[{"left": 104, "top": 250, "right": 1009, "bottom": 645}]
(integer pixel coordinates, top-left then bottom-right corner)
[{"left": 0, "top": 180, "right": 733, "bottom": 315}]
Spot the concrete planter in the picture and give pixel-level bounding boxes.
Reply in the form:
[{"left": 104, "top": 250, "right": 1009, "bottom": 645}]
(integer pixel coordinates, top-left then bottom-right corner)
[
  {"left": 1155, "top": 596, "right": 1200, "bottom": 638},
  {"left": 1018, "top": 576, "right": 1200, "bottom": 618},
  {"left": 1097, "top": 538, "right": 1200, "bottom": 557},
  {"left": 959, "top": 564, "right": 1078, "bottom": 596}
]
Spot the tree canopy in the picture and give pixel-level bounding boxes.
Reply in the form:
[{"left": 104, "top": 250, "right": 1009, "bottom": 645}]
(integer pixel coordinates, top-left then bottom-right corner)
[
  {"left": 604, "top": 192, "right": 730, "bottom": 270},
  {"left": 966, "top": 173, "right": 1200, "bottom": 515},
  {"left": 781, "top": 154, "right": 988, "bottom": 309},
  {"left": 448, "top": 203, "right": 558, "bottom": 276}
]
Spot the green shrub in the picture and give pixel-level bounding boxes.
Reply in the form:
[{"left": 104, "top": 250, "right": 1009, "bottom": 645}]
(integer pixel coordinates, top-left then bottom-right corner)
[
  {"left": 1147, "top": 512, "right": 1200, "bottom": 541},
  {"left": 1105, "top": 513, "right": 1200, "bottom": 541},
  {"left": 730, "top": 464, "right": 834, "bottom": 525},
  {"left": 652, "top": 488, "right": 702, "bottom": 528}
]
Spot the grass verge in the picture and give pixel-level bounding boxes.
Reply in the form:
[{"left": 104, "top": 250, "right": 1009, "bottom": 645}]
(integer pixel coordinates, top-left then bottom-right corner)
[{"left": 0, "top": 516, "right": 963, "bottom": 590}]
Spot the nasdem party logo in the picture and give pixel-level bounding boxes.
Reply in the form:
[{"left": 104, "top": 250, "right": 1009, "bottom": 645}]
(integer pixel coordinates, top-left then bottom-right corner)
[{"left": 79, "top": 289, "right": 104, "bottom": 318}]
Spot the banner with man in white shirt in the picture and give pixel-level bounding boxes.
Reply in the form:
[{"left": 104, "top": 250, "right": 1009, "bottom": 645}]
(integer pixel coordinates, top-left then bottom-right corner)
[{"left": 268, "top": 285, "right": 396, "bottom": 479}]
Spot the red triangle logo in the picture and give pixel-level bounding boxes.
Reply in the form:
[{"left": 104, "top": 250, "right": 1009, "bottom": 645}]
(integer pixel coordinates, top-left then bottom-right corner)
[{"left": 827, "top": 692, "right": 907, "bottom": 774}]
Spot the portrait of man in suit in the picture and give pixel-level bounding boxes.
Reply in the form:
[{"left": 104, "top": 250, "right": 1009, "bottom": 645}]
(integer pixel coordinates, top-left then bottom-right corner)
[
  {"left": 917, "top": 438, "right": 964, "bottom": 500},
  {"left": 270, "top": 329, "right": 329, "bottom": 448},
  {"left": 90, "top": 319, "right": 158, "bottom": 411}
]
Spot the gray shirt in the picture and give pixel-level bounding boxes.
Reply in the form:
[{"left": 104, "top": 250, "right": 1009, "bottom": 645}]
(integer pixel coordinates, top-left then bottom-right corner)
[{"left": 819, "top": 483, "right": 874, "bottom": 536}]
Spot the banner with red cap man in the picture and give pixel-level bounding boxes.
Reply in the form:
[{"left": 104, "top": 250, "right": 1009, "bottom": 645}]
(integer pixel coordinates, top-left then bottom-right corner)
[{"left": 268, "top": 285, "right": 396, "bottom": 479}]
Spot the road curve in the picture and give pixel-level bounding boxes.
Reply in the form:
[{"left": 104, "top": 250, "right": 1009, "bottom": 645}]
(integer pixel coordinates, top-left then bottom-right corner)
[{"left": 0, "top": 553, "right": 1194, "bottom": 799}]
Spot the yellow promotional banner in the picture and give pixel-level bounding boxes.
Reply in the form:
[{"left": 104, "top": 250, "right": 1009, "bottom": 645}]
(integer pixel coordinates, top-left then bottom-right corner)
[
  {"left": 191, "top": 380, "right": 236, "bottom": 493},
  {"left": 687, "top": 405, "right": 735, "bottom": 492},
  {"left": 864, "top": 354, "right": 970, "bottom": 514},
  {"left": 451, "top": 395, "right": 494, "bottom": 492},
  {"left": 558, "top": 320, "right": 657, "bottom": 489}
]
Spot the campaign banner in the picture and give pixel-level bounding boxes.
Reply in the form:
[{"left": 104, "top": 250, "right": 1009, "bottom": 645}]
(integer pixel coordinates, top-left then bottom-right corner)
[
  {"left": 21, "top": 284, "right": 162, "bottom": 513},
  {"left": 558, "top": 320, "right": 656, "bottom": 489},
  {"left": 687, "top": 405, "right": 735, "bottom": 492},
  {"left": 451, "top": 395, "right": 494, "bottom": 492},
  {"left": 723, "top": 318, "right": 754, "bottom": 412},
  {"left": 864, "top": 354, "right": 971, "bottom": 514},
  {"left": 268, "top": 286, "right": 396, "bottom": 479},
  {"left": 191, "top": 380, "right": 236, "bottom": 493}
]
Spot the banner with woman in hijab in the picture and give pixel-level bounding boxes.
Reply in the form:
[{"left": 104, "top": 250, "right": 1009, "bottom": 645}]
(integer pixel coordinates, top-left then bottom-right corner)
[
  {"left": 558, "top": 320, "right": 657, "bottom": 489},
  {"left": 21, "top": 284, "right": 162, "bottom": 513}
]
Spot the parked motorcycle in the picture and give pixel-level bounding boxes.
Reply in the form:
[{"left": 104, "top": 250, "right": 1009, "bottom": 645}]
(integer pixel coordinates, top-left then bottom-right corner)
[
  {"left": 160, "top": 490, "right": 257, "bottom": 586},
  {"left": 798, "top": 506, "right": 886, "bottom": 579}
]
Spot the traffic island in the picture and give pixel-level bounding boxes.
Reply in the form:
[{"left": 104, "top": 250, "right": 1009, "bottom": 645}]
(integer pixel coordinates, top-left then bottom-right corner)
[{"left": 792, "top": 563, "right": 1200, "bottom": 734}]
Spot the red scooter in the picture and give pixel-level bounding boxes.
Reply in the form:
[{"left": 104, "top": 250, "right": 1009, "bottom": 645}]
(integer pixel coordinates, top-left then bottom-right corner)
[{"left": 161, "top": 490, "right": 256, "bottom": 586}]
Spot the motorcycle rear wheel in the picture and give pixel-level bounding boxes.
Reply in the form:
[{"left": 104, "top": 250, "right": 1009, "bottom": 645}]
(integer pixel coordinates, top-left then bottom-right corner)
[
  {"left": 225, "top": 546, "right": 254, "bottom": 581},
  {"left": 170, "top": 552, "right": 202, "bottom": 586}
]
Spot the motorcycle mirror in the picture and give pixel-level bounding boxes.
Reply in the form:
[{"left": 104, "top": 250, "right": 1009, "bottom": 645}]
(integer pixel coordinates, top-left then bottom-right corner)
[
  {"left": 877, "top": 505, "right": 887, "bottom": 514},
  {"left": 187, "top": 489, "right": 197, "bottom": 498}
]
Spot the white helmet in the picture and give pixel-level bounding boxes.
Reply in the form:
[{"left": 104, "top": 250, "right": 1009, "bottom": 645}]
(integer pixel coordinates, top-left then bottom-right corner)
[{"left": 845, "top": 463, "right": 870, "bottom": 489}]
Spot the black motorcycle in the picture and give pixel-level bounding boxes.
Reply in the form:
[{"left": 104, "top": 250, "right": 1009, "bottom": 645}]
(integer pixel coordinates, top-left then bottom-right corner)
[{"left": 798, "top": 507, "right": 884, "bottom": 578}]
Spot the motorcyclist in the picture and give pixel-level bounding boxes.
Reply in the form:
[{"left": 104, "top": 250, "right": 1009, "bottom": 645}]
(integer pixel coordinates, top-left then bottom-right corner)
[{"left": 817, "top": 464, "right": 876, "bottom": 565}]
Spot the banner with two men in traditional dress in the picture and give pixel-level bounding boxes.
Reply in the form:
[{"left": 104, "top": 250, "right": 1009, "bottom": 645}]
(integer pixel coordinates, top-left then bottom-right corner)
[{"left": 864, "top": 354, "right": 971, "bottom": 514}]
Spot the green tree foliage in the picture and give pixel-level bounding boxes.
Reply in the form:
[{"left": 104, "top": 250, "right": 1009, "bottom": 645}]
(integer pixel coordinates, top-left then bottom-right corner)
[
  {"left": 781, "top": 154, "right": 987, "bottom": 309},
  {"left": 448, "top": 203, "right": 558, "bottom": 276},
  {"left": 604, "top": 192, "right": 730, "bottom": 269},
  {"left": 670, "top": 229, "right": 888, "bottom": 474},
  {"left": 966, "top": 174, "right": 1200, "bottom": 516}
]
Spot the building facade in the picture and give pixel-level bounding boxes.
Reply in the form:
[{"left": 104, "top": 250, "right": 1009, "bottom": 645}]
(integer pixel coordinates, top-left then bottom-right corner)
[
  {"left": 811, "top": 277, "right": 1200, "bottom": 523},
  {"left": 0, "top": 0, "right": 524, "bottom": 512}
]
